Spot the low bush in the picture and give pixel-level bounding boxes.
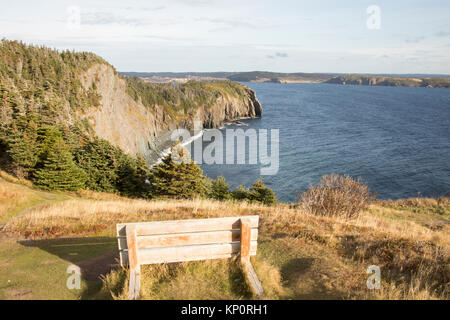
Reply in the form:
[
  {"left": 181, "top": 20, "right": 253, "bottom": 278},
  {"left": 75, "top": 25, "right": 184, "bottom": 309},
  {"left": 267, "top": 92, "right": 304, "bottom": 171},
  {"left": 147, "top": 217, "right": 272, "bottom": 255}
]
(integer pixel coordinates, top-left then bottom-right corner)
[{"left": 297, "top": 174, "right": 373, "bottom": 218}]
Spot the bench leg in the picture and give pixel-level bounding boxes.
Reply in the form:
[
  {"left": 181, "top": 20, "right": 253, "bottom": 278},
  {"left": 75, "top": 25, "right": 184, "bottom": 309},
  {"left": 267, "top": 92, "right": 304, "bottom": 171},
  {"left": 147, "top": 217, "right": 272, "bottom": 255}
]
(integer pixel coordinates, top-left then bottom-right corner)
[
  {"left": 128, "top": 269, "right": 141, "bottom": 300},
  {"left": 240, "top": 218, "right": 264, "bottom": 297},
  {"left": 242, "top": 259, "right": 264, "bottom": 297},
  {"left": 126, "top": 226, "right": 141, "bottom": 300}
]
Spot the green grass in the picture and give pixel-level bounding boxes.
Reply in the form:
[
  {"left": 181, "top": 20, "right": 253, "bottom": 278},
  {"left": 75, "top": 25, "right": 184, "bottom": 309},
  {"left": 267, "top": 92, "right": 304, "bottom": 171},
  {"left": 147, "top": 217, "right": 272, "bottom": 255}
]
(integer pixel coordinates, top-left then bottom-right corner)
[
  {"left": 1, "top": 191, "right": 72, "bottom": 224},
  {"left": 0, "top": 237, "right": 117, "bottom": 300}
]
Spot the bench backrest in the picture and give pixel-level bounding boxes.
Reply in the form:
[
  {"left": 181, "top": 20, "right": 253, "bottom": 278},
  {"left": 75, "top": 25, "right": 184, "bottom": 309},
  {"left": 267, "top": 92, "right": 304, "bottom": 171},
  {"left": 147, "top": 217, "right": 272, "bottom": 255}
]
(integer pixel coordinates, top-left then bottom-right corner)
[
  {"left": 116, "top": 215, "right": 259, "bottom": 266},
  {"left": 116, "top": 216, "right": 262, "bottom": 299}
]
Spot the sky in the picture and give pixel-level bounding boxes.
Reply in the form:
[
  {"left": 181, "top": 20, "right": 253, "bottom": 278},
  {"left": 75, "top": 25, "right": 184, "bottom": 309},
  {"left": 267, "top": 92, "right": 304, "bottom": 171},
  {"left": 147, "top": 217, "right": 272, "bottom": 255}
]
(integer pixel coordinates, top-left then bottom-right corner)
[{"left": 1, "top": 0, "right": 449, "bottom": 74}]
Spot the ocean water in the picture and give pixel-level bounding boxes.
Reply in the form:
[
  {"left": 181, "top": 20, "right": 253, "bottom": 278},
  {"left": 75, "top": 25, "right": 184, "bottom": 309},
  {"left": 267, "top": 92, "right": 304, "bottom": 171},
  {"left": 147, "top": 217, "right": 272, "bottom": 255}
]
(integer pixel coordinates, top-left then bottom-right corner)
[{"left": 196, "top": 82, "right": 450, "bottom": 203}]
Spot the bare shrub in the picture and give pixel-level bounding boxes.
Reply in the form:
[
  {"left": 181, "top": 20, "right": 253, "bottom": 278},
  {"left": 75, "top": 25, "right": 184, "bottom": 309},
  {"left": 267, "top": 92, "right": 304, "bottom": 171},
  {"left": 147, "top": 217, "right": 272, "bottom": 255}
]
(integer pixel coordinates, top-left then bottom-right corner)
[{"left": 297, "top": 174, "right": 373, "bottom": 219}]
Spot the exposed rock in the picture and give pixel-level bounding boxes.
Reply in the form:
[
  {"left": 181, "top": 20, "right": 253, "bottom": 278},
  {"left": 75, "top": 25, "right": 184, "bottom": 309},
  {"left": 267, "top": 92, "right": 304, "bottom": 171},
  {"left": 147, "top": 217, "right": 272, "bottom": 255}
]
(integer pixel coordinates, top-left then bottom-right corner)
[
  {"left": 325, "top": 75, "right": 450, "bottom": 88},
  {"left": 80, "top": 64, "right": 262, "bottom": 163}
]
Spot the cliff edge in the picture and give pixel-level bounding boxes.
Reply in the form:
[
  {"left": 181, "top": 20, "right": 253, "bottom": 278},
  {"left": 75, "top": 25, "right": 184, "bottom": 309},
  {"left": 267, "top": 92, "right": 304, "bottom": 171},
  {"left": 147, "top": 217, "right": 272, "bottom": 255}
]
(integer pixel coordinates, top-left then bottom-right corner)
[
  {"left": 0, "top": 40, "right": 262, "bottom": 165},
  {"left": 80, "top": 63, "right": 262, "bottom": 163}
]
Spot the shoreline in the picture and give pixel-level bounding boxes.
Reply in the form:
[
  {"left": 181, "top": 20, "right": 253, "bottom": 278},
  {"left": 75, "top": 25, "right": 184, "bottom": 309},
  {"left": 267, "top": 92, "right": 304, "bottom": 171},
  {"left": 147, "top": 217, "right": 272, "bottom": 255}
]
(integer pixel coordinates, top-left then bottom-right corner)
[
  {"left": 153, "top": 129, "right": 205, "bottom": 166},
  {"left": 152, "top": 116, "right": 260, "bottom": 165}
]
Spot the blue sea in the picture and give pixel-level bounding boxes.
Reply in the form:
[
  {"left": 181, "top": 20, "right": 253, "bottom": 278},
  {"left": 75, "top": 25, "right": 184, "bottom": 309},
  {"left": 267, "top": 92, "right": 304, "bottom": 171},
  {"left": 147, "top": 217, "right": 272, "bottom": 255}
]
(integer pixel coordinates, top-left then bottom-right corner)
[{"left": 197, "top": 83, "right": 450, "bottom": 203}]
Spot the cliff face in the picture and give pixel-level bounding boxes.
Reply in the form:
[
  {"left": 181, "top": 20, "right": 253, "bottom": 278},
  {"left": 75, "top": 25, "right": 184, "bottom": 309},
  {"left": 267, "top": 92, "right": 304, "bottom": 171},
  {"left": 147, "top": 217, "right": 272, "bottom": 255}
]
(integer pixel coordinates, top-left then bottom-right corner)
[
  {"left": 326, "top": 75, "right": 450, "bottom": 88},
  {"left": 195, "top": 87, "right": 262, "bottom": 129},
  {"left": 80, "top": 64, "right": 262, "bottom": 163}
]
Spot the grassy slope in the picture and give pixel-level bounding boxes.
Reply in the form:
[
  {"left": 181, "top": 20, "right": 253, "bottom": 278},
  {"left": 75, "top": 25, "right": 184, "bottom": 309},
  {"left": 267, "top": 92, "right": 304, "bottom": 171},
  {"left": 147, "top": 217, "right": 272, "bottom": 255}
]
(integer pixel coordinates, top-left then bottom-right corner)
[
  {"left": 0, "top": 175, "right": 448, "bottom": 300},
  {"left": 0, "top": 172, "right": 119, "bottom": 299}
]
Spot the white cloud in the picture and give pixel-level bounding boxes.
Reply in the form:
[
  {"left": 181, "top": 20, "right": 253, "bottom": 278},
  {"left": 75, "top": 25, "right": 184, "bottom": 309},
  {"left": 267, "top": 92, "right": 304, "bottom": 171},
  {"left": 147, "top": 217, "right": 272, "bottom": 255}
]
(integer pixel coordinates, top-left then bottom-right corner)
[{"left": 0, "top": 0, "right": 448, "bottom": 73}]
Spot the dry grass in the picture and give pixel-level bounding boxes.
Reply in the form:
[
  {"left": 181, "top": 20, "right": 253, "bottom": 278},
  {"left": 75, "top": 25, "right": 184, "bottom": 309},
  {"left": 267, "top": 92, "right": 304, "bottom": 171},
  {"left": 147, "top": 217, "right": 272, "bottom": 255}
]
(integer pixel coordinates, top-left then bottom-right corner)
[
  {"left": 363, "top": 266, "right": 448, "bottom": 300},
  {"left": 101, "top": 256, "right": 285, "bottom": 300},
  {"left": 0, "top": 177, "right": 41, "bottom": 223},
  {"left": 1, "top": 177, "right": 449, "bottom": 300},
  {"left": 72, "top": 189, "right": 128, "bottom": 201},
  {"left": 381, "top": 196, "right": 450, "bottom": 216},
  {"left": 251, "top": 257, "right": 285, "bottom": 299},
  {"left": 0, "top": 180, "right": 31, "bottom": 218},
  {"left": 0, "top": 170, "right": 33, "bottom": 187},
  {"left": 3, "top": 197, "right": 268, "bottom": 238}
]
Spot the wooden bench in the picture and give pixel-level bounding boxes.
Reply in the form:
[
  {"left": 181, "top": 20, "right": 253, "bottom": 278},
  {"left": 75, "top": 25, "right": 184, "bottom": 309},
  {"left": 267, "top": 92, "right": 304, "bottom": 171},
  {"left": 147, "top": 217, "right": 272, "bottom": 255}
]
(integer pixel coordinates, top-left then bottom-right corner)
[{"left": 116, "top": 216, "right": 263, "bottom": 300}]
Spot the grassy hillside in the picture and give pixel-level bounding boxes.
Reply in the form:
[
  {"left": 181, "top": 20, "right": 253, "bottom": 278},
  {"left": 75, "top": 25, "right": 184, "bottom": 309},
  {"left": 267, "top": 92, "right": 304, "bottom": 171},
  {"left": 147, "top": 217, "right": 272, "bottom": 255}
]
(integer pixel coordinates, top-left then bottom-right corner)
[{"left": 0, "top": 174, "right": 448, "bottom": 300}]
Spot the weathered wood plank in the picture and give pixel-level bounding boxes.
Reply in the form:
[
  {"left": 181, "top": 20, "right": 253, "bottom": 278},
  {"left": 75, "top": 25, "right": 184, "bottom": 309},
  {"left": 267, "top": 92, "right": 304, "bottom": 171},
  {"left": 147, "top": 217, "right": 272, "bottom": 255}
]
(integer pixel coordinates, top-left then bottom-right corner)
[
  {"left": 138, "top": 229, "right": 258, "bottom": 249},
  {"left": 242, "top": 260, "right": 264, "bottom": 297},
  {"left": 117, "top": 215, "right": 261, "bottom": 299},
  {"left": 126, "top": 226, "right": 139, "bottom": 273},
  {"left": 240, "top": 217, "right": 263, "bottom": 297},
  {"left": 118, "top": 237, "right": 127, "bottom": 251},
  {"left": 137, "top": 241, "right": 257, "bottom": 265},
  {"left": 119, "top": 250, "right": 128, "bottom": 267},
  {"left": 116, "top": 216, "right": 259, "bottom": 237},
  {"left": 118, "top": 229, "right": 258, "bottom": 250},
  {"left": 240, "top": 218, "right": 252, "bottom": 262},
  {"left": 128, "top": 269, "right": 136, "bottom": 299},
  {"left": 120, "top": 250, "right": 235, "bottom": 267},
  {"left": 128, "top": 269, "right": 140, "bottom": 300},
  {"left": 119, "top": 239, "right": 258, "bottom": 266},
  {"left": 119, "top": 248, "right": 258, "bottom": 267}
]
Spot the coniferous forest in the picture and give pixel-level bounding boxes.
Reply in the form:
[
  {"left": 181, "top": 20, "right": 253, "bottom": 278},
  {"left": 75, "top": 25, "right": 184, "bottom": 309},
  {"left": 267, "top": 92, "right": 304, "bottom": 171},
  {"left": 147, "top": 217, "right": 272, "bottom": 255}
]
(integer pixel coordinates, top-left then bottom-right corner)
[{"left": 0, "top": 39, "right": 276, "bottom": 204}]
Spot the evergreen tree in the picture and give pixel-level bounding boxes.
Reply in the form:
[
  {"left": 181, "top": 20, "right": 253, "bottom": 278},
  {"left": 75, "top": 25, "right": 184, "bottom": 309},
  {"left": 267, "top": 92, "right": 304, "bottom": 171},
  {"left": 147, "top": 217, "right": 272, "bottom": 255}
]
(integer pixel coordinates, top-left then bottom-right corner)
[
  {"left": 210, "top": 175, "right": 231, "bottom": 200},
  {"left": 231, "top": 185, "right": 252, "bottom": 201},
  {"left": 74, "top": 138, "right": 119, "bottom": 192},
  {"left": 6, "top": 118, "right": 39, "bottom": 177},
  {"left": 35, "top": 126, "right": 65, "bottom": 160},
  {"left": 150, "top": 147, "right": 206, "bottom": 199},
  {"left": 116, "top": 154, "right": 151, "bottom": 198},
  {"left": 250, "top": 178, "right": 277, "bottom": 205},
  {"left": 7, "top": 132, "right": 38, "bottom": 175},
  {"left": 33, "top": 137, "right": 86, "bottom": 191},
  {"left": 74, "top": 138, "right": 151, "bottom": 197}
]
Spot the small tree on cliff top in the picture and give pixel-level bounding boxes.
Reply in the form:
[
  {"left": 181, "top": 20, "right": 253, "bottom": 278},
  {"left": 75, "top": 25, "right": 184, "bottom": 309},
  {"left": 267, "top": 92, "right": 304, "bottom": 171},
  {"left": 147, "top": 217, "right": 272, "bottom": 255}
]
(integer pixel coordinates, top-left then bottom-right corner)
[
  {"left": 150, "top": 145, "right": 206, "bottom": 199},
  {"left": 210, "top": 175, "right": 231, "bottom": 200},
  {"left": 250, "top": 178, "right": 277, "bottom": 205}
]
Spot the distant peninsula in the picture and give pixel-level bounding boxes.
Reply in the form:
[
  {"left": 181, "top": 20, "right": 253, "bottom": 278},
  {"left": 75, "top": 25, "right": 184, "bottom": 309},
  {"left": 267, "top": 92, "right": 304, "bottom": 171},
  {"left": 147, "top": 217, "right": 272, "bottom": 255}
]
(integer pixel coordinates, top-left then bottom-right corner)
[
  {"left": 121, "top": 71, "right": 450, "bottom": 88},
  {"left": 325, "top": 74, "right": 450, "bottom": 88}
]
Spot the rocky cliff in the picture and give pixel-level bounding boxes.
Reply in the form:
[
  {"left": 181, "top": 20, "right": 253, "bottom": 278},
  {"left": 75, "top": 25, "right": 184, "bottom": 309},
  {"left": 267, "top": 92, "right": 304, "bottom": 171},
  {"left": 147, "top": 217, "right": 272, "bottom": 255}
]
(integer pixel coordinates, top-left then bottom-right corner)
[
  {"left": 80, "top": 64, "right": 262, "bottom": 163},
  {"left": 326, "top": 74, "right": 450, "bottom": 88},
  {"left": 0, "top": 40, "right": 262, "bottom": 167}
]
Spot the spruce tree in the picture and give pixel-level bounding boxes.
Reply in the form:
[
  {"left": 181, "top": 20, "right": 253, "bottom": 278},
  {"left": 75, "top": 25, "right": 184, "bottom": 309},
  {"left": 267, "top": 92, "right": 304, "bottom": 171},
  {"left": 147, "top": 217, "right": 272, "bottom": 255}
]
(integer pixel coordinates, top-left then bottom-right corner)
[
  {"left": 231, "top": 185, "right": 252, "bottom": 201},
  {"left": 6, "top": 118, "right": 39, "bottom": 177},
  {"left": 210, "top": 175, "right": 231, "bottom": 200},
  {"left": 74, "top": 138, "right": 119, "bottom": 192},
  {"left": 33, "top": 137, "right": 86, "bottom": 191},
  {"left": 150, "top": 146, "right": 206, "bottom": 199},
  {"left": 116, "top": 154, "right": 151, "bottom": 197},
  {"left": 250, "top": 178, "right": 277, "bottom": 205},
  {"left": 7, "top": 133, "right": 38, "bottom": 175}
]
